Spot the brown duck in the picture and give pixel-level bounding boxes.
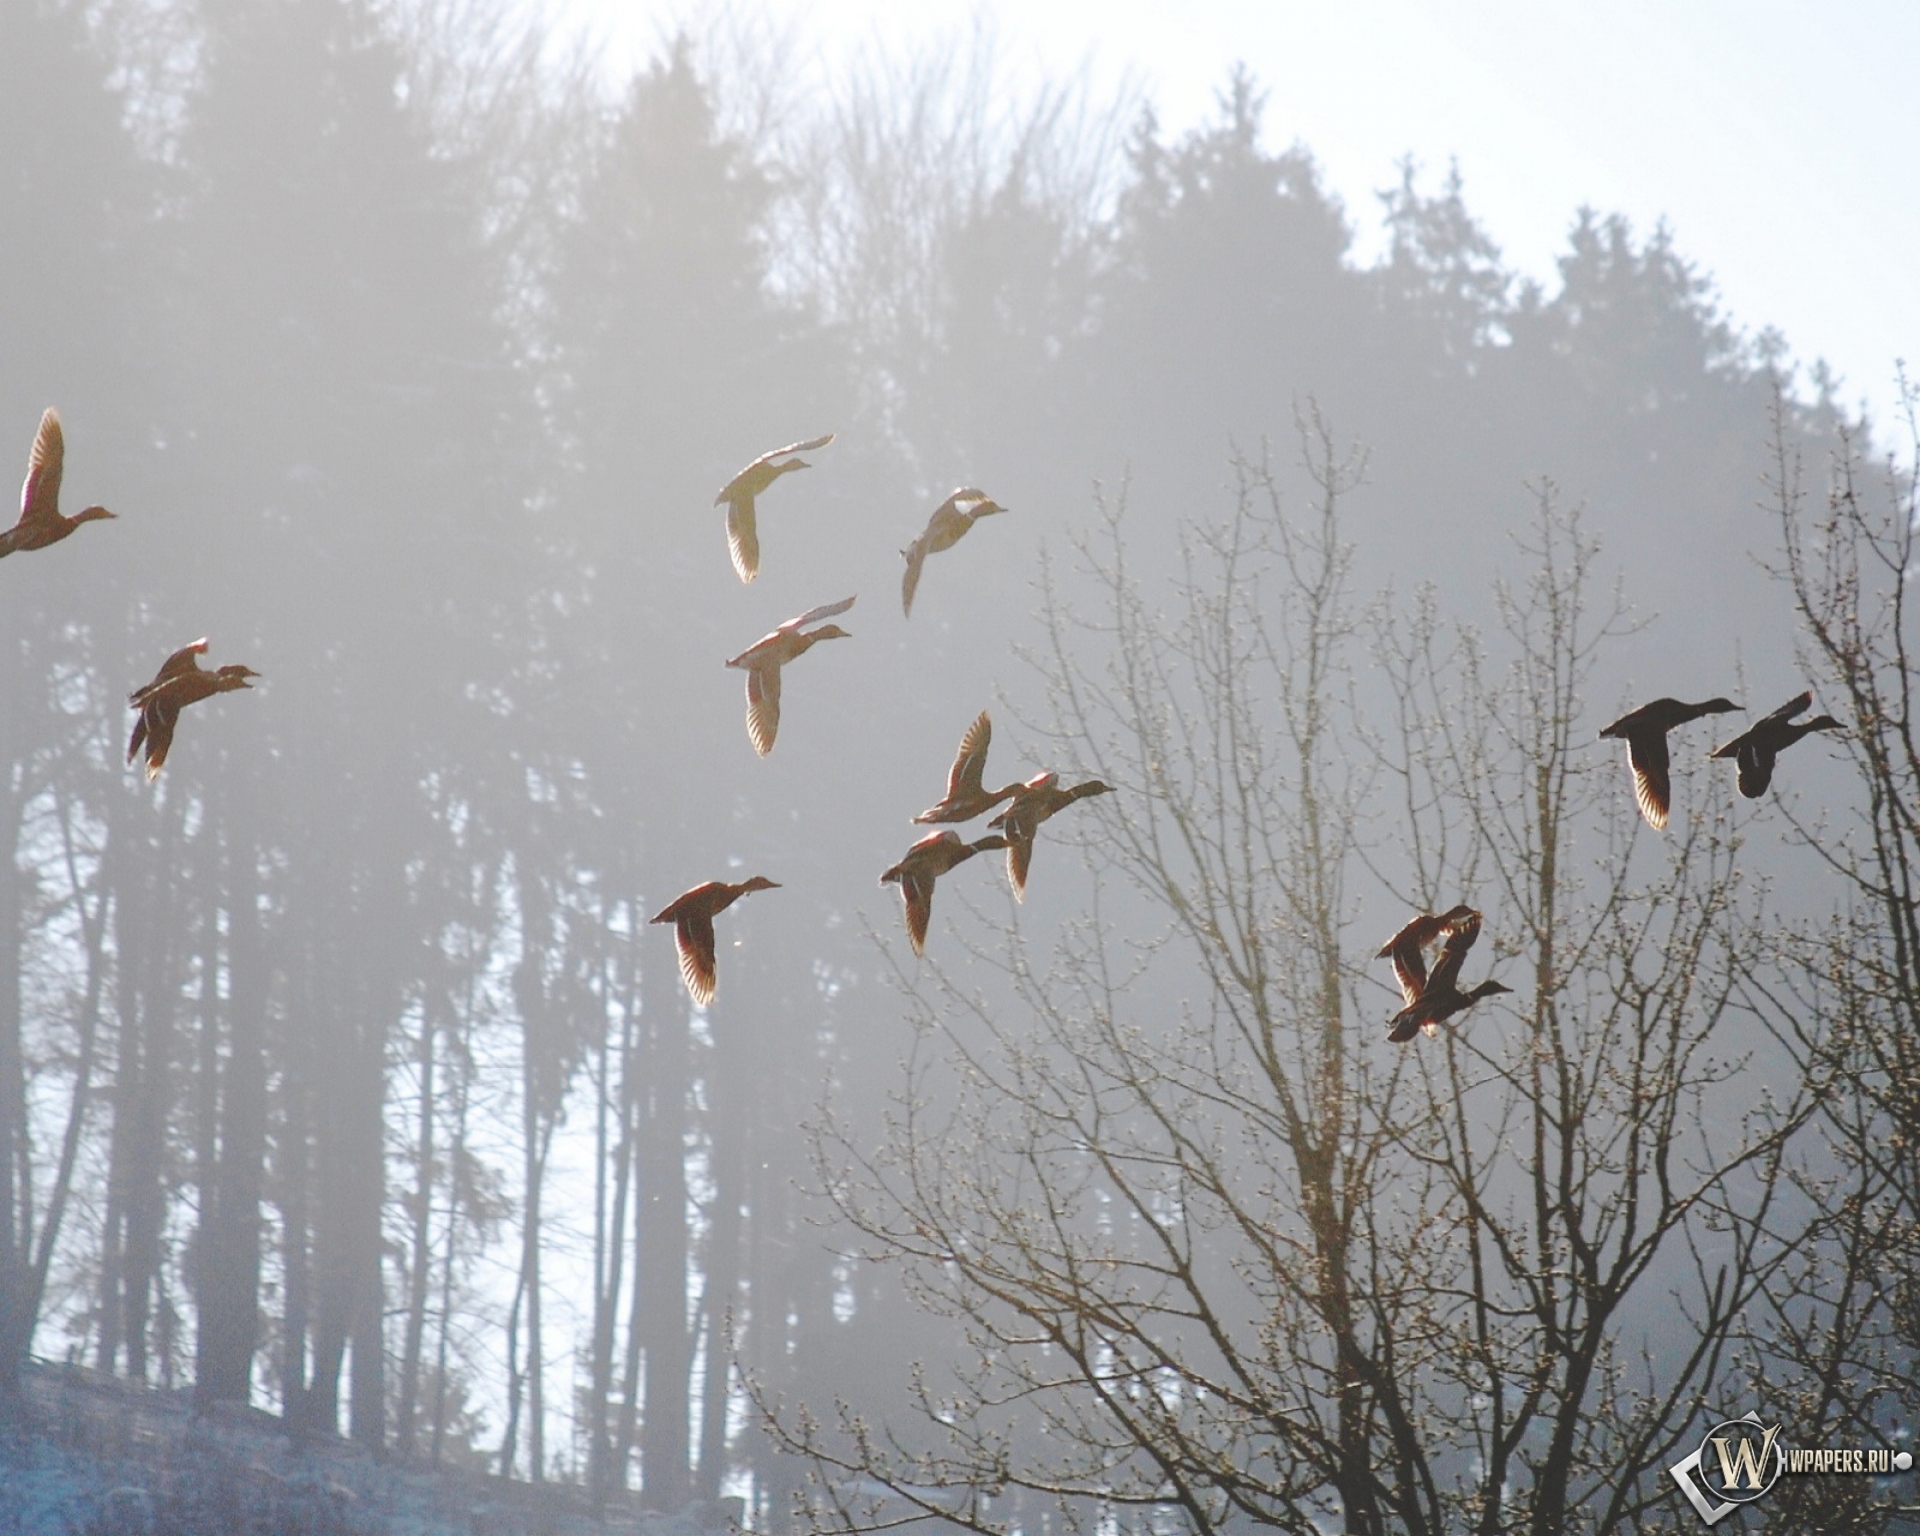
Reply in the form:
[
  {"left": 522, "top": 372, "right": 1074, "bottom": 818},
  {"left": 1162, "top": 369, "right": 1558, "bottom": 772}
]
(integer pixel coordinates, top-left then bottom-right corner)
[
  {"left": 901, "top": 488, "right": 1006, "bottom": 617},
  {"left": 914, "top": 710, "right": 1024, "bottom": 824},
  {"left": 1386, "top": 908, "right": 1509, "bottom": 1043},
  {"left": 127, "top": 638, "right": 259, "bottom": 781},
  {"left": 1, "top": 409, "right": 116, "bottom": 559},
  {"left": 880, "top": 830, "right": 1010, "bottom": 956},
  {"left": 725, "top": 595, "right": 855, "bottom": 756},
  {"left": 650, "top": 876, "right": 781, "bottom": 1006},
  {"left": 1598, "top": 696, "right": 1740, "bottom": 828},
  {"left": 987, "top": 773, "right": 1114, "bottom": 901},
  {"left": 1377, "top": 906, "right": 1480, "bottom": 1010},
  {"left": 715, "top": 433, "right": 834, "bottom": 583},
  {"left": 1709, "top": 690, "right": 1843, "bottom": 798}
]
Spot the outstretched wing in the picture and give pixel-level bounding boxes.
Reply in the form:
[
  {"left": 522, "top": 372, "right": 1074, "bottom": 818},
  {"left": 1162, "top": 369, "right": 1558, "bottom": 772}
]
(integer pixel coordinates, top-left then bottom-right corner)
[
  {"left": 901, "top": 538, "right": 928, "bottom": 617},
  {"left": 760, "top": 432, "right": 834, "bottom": 462},
  {"left": 675, "top": 911, "right": 719, "bottom": 1007},
  {"left": 1379, "top": 918, "right": 1436, "bottom": 1008},
  {"left": 1426, "top": 911, "right": 1482, "bottom": 995},
  {"left": 1626, "top": 730, "right": 1671, "bottom": 830},
  {"left": 130, "top": 638, "right": 210, "bottom": 705},
  {"left": 900, "top": 870, "right": 935, "bottom": 956},
  {"left": 137, "top": 701, "right": 180, "bottom": 782},
  {"left": 1005, "top": 828, "right": 1035, "bottom": 902},
  {"left": 1761, "top": 690, "right": 1812, "bottom": 729},
  {"left": 947, "top": 711, "right": 992, "bottom": 799},
  {"left": 21, "top": 409, "right": 62, "bottom": 524},
  {"left": 784, "top": 593, "right": 857, "bottom": 631},
  {"left": 720, "top": 433, "right": 837, "bottom": 494},
  {"left": 744, "top": 664, "right": 782, "bottom": 757},
  {"left": 1735, "top": 744, "right": 1773, "bottom": 798},
  {"left": 725, "top": 498, "right": 760, "bottom": 584}
]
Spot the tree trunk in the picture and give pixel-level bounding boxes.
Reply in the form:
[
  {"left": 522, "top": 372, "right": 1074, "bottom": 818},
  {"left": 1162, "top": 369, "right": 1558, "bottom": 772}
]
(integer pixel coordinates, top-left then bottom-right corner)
[
  {"left": 396, "top": 1001, "right": 435, "bottom": 1454},
  {"left": 0, "top": 778, "right": 26, "bottom": 1403},
  {"left": 195, "top": 823, "right": 267, "bottom": 1408},
  {"left": 696, "top": 1013, "right": 745, "bottom": 1501},
  {"left": 640, "top": 973, "right": 691, "bottom": 1510}
]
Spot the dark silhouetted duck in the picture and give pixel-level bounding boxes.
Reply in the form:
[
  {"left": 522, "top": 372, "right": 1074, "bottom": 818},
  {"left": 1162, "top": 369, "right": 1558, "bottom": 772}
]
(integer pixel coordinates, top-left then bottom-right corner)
[
  {"left": 726, "top": 595, "right": 855, "bottom": 756},
  {"left": 1709, "top": 690, "right": 1843, "bottom": 798},
  {"left": 1386, "top": 908, "right": 1509, "bottom": 1043},
  {"left": 988, "top": 773, "right": 1114, "bottom": 901},
  {"left": 1377, "top": 905, "right": 1480, "bottom": 1010},
  {"left": 880, "top": 830, "right": 1010, "bottom": 955},
  {"left": 1599, "top": 696, "right": 1740, "bottom": 828},
  {"left": 715, "top": 433, "right": 834, "bottom": 583},
  {"left": 650, "top": 876, "right": 781, "bottom": 1006},
  {"left": 127, "top": 639, "right": 259, "bottom": 781},
  {"left": 914, "top": 710, "right": 1024, "bottom": 824},
  {"left": 901, "top": 488, "right": 1006, "bottom": 616},
  {"left": 1, "top": 409, "right": 116, "bottom": 559}
]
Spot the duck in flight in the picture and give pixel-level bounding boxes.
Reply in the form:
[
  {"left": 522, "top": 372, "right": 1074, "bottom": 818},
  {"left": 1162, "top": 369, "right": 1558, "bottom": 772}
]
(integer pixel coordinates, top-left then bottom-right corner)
[
  {"left": 1598, "top": 696, "right": 1740, "bottom": 828},
  {"left": 725, "top": 596, "right": 855, "bottom": 756},
  {"left": 1377, "top": 905, "right": 1479, "bottom": 1010},
  {"left": 2, "top": 409, "right": 116, "bottom": 559},
  {"left": 987, "top": 773, "right": 1114, "bottom": 901},
  {"left": 914, "top": 710, "right": 1025, "bottom": 824},
  {"left": 650, "top": 876, "right": 781, "bottom": 1006},
  {"left": 1383, "top": 907, "right": 1509, "bottom": 1043},
  {"left": 127, "top": 638, "right": 259, "bottom": 781},
  {"left": 1709, "top": 690, "right": 1842, "bottom": 798},
  {"left": 880, "top": 830, "right": 1010, "bottom": 956},
  {"left": 714, "top": 434, "right": 834, "bottom": 583},
  {"left": 901, "top": 488, "right": 1006, "bottom": 617}
]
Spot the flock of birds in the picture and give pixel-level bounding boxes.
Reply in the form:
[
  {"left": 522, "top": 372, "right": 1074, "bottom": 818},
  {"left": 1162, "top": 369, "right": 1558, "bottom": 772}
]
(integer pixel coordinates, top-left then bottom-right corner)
[
  {"left": 4, "top": 415, "right": 1844, "bottom": 1039},
  {"left": 653, "top": 433, "right": 1112, "bottom": 1005},
  {"left": 1377, "top": 692, "right": 1843, "bottom": 1041}
]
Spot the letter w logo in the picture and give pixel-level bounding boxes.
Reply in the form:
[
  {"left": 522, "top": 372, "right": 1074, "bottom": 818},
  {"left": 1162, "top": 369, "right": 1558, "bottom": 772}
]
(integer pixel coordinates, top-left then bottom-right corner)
[{"left": 1711, "top": 1424, "right": 1781, "bottom": 1491}]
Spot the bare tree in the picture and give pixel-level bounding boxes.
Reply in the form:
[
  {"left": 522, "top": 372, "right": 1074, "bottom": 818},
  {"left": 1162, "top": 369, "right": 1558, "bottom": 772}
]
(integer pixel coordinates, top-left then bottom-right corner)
[
  {"left": 767, "top": 421, "right": 1833, "bottom": 1536},
  {"left": 1734, "top": 382, "right": 1920, "bottom": 1532}
]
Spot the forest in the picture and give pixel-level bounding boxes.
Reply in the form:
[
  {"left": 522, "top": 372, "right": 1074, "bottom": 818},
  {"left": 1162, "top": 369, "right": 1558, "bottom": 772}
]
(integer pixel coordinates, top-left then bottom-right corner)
[{"left": 0, "top": 0, "right": 1915, "bottom": 1532}]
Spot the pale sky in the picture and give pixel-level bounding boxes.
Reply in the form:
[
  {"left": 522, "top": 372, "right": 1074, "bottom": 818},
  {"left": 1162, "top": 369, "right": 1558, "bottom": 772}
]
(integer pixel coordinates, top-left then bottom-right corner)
[{"left": 554, "top": 0, "right": 1917, "bottom": 439}]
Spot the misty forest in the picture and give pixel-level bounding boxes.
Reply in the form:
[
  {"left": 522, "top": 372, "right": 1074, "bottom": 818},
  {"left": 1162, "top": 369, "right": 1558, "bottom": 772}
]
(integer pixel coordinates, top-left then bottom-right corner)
[{"left": 0, "top": 0, "right": 1916, "bottom": 1532}]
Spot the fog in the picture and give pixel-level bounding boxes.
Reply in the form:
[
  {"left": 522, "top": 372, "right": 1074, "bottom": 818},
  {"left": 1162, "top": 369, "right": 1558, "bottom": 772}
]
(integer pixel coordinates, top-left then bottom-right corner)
[{"left": 0, "top": 1, "right": 1909, "bottom": 1530}]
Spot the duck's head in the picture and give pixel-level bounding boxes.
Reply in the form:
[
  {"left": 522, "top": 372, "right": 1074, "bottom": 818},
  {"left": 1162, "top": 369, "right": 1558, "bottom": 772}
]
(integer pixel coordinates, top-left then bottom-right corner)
[
  {"left": 215, "top": 664, "right": 261, "bottom": 689},
  {"left": 739, "top": 876, "right": 782, "bottom": 894},
  {"left": 1804, "top": 714, "right": 1845, "bottom": 733},
  {"left": 1473, "top": 979, "right": 1514, "bottom": 1000},
  {"left": 76, "top": 505, "right": 116, "bottom": 524},
  {"left": 808, "top": 624, "right": 852, "bottom": 642},
  {"left": 1699, "top": 698, "right": 1740, "bottom": 714}
]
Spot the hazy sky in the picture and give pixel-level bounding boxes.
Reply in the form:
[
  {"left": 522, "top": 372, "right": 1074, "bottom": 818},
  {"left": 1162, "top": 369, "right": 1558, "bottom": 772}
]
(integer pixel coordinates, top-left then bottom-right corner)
[{"left": 554, "top": 0, "right": 1916, "bottom": 439}]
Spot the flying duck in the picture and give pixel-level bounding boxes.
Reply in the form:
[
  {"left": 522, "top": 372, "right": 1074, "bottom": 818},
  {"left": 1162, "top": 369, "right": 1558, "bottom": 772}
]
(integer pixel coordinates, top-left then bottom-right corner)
[
  {"left": 1, "top": 409, "right": 116, "bottom": 559},
  {"left": 714, "top": 433, "right": 834, "bottom": 583},
  {"left": 725, "top": 595, "right": 855, "bottom": 756}
]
